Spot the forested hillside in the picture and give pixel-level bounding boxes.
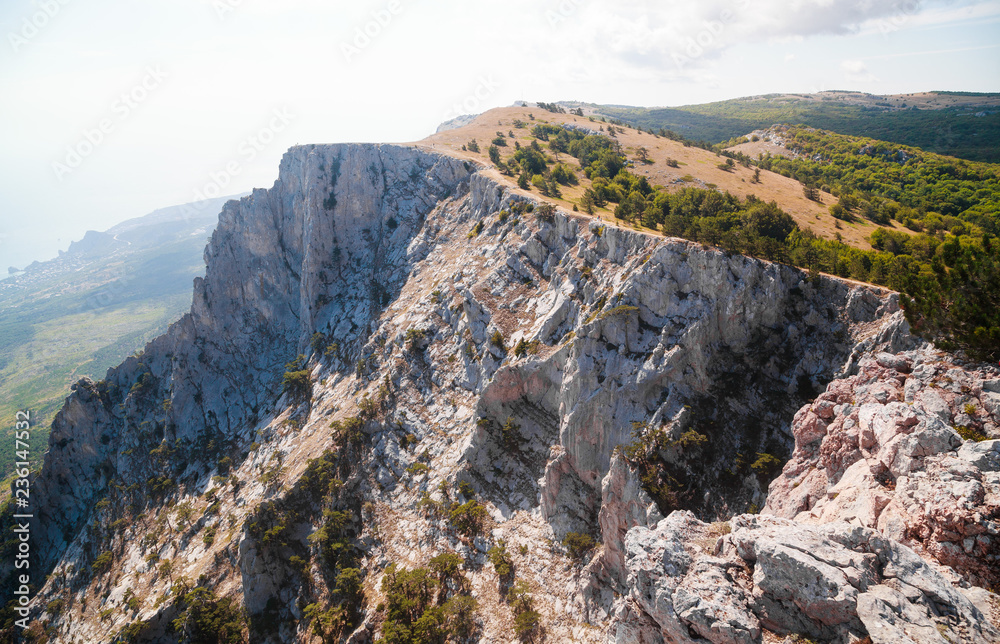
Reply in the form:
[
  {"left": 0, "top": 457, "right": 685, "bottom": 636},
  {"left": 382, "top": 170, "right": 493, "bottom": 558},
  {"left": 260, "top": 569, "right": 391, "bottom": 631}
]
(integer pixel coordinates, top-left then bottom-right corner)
[
  {"left": 454, "top": 108, "right": 1000, "bottom": 361},
  {"left": 722, "top": 124, "right": 1000, "bottom": 360},
  {"left": 593, "top": 92, "right": 1000, "bottom": 162}
]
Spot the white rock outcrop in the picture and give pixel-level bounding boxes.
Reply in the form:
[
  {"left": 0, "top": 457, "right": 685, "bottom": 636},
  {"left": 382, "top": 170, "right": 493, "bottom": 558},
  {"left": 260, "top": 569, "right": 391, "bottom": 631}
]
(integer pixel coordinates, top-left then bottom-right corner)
[
  {"left": 766, "top": 349, "right": 1000, "bottom": 589},
  {"left": 611, "top": 513, "right": 999, "bottom": 643},
  {"left": 13, "top": 143, "right": 997, "bottom": 643}
]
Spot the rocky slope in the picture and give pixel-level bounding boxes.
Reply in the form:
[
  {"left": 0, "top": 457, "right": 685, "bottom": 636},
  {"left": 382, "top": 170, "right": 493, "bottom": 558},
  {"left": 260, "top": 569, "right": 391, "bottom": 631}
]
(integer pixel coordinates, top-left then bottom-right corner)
[
  {"left": 606, "top": 348, "right": 1000, "bottom": 644},
  {"left": 7, "top": 141, "right": 998, "bottom": 643},
  {"left": 766, "top": 349, "right": 1000, "bottom": 592}
]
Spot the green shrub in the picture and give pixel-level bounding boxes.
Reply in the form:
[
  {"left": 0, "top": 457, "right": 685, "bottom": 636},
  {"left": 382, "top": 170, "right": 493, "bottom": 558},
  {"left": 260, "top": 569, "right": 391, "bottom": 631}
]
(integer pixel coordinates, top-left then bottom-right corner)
[
  {"left": 92, "top": 551, "right": 113, "bottom": 575},
  {"left": 45, "top": 599, "right": 64, "bottom": 615},
  {"left": 379, "top": 561, "right": 478, "bottom": 643},
  {"left": 501, "top": 417, "right": 521, "bottom": 448},
  {"left": 507, "top": 578, "right": 534, "bottom": 617},
  {"left": 490, "top": 330, "right": 506, "bottom": 351},
  {"left": 404, "top": 328, "right": 427, "bottom": 351},
  {"left": 535, "top": 203, "right": 555, "bottom": 223},
  {"left": 488, "top": 540, "right": 513, "bottom": 577},
  {"left": 171, "top": 588, "right": 245, "bottom": 644},
  {"left": 308, "top": 510, "right": 354, "bottom": 571},
  {"left": 513, "top": 339, "right": 541, "bottom": 357},
  {"left": 751, "top": 452, "right": 783, "bottom": 477},
  {"left": 336, "top": 567, "right": 363, "bottom": 603},
  {"left": 175, "top": 501, "right": 195, "bottom": 526},
  {"left": 457, "top": 480, "right": 476, "bottom": 500},
  {"left": 381, "top": 565, "right": 438, "bottom": 629},
  {"left": 443, "top": 595, "right": 478, "bottom": 639},
  {"left": 115, "top": 622, "right": 146, "bottom": 642},
  {"left": 358, "top": 395, "right": 379, "bottom": 419},
  {"left": 260, "top": 463, "right": 285, "bottom": 488},
  {"left": 429, "top": 552, "right": 465, "bottom": 588},
  {"left": 417, "top": 492, "right": 445, "bottom": 519},
  {"left": 412, "top": 606, "right": 447, "bottom": 642},
  {"left": 597, "top": 305, "right": 639, "bottom": 322},
  {"left": 282, "top": 367, "right": 312, "bottom": 401},
  {"left": 675, "top": 429, "right": 708, "bottom": 449},
  {"left": 406, "top": 462, "right": 430, "bottom": 476},
  {"left": 562, "top": 532, "right": 596, "bottom": 560},
  {"left": 955, "top": 425, "right": 988, "bottom": 441},
  {"left": 303, "top": 603, "right": 349, "bottom": 642},
  {"left": 448, "top": 501, "right": 487, "bottom": 538},
  {"left": 289, "top": 555, "right": 310, "bottom": 578},
  {"left": 514, "top": 610, "right": 541, "bottom": 639},
  {"left": 331, "top": 417, "right": 365, "bottom": 444}
]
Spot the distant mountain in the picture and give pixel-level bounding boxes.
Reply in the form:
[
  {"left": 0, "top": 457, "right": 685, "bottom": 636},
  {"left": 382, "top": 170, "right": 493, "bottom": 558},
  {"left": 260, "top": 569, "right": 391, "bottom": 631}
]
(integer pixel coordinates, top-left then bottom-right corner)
[
  {"left": 0, "top": 195, "right": 244, "bottom": 483},
  {"left": 581, "top": 91, "right": 1000, "bottom": 163}
]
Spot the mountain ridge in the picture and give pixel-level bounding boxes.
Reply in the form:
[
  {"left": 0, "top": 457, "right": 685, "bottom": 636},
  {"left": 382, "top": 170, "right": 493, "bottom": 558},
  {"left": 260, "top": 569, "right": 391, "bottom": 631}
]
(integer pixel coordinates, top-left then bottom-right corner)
[
  {"left": 579, "top": 90, "right": 1000, "bottom": 163},
  {"left": 3, "top": 131, "right": 998, "bottom": 642}
]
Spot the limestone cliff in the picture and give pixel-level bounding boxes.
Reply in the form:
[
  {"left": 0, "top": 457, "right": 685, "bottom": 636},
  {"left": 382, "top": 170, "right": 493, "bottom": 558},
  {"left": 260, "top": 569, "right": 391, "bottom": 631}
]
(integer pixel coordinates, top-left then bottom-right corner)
[{"left": 8, "top": 142, "right": 997, "bottom": 643}]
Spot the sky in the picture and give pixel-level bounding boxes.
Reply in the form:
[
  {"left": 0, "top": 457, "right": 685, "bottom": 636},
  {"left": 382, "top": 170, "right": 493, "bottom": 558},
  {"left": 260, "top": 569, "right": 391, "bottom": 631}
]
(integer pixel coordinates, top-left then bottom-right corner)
[{"left": 1, "top": 0, "right": 998, "bottom": 271}]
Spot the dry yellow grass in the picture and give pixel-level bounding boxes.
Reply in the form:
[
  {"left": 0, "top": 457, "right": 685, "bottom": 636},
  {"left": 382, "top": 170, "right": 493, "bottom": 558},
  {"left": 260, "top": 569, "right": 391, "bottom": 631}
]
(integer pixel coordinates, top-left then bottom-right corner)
[{"left": 412, "top": 106, "right": 913, "bottom": 250}]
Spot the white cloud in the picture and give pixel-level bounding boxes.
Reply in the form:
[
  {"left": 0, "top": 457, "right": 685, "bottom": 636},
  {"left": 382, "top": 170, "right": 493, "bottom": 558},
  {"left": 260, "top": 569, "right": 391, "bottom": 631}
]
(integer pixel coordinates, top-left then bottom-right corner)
[
  {"left": 530, "top": 0, "right": 977, "bottom": 79},
  {"left": 841, "top": 59, "right": 879, "bottom": 82}
]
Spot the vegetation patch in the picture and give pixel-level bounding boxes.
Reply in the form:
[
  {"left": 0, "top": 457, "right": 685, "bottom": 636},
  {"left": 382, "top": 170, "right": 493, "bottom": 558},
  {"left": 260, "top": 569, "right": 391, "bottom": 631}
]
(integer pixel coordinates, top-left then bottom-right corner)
[
  {"left": 379, "top": 561, "right": 479, "bottom": 643},
  {"left": 562, "top": 532, "right": 596, "bottom": 561},
  {"left": 282, "top": 354, "right": 312, "bottom": 401}
]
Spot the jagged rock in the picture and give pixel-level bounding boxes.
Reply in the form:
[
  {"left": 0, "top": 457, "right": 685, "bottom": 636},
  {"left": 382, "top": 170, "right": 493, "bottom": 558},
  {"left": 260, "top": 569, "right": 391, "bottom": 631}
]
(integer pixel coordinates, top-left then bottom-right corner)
[
  {"left": 672, "top": 558, "right": 761, "bottom": 644},
  {"left": 597, "top": 453, "right": 664, "bottom": 586},
  {"left": 766, "top": 349, "right": 1000, "bottom": 589},
  {"left": 14, "top": 139, "right": 991, "bottom": 644},
  {"left": 959, "top": 440, "right": 1000, "bottom": 471},
  {"left": 612, "top": 513, "right": 1000, "bottom": 643}
]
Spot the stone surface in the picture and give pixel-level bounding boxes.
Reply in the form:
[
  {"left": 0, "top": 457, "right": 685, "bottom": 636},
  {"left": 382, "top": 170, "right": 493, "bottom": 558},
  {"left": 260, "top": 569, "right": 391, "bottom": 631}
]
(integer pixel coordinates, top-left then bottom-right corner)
[
  {"left": 611, "top": 513, "right": 999, "bottom": 644},
  {"left": 12, "top": 141, "right": 994, "bottom": 644},
  {"left": 765, "top": 349, "right": 1000, "bottom": 589}
]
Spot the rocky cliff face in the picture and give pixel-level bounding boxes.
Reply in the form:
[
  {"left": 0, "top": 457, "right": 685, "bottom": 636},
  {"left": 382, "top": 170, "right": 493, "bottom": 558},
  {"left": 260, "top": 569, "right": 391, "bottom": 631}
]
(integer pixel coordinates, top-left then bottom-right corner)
[
  {"left": 11, "top": 143, "right": 998, "bottom": 643},
  {"left": 766, "top": 349, "right": 1000, "bottom": 590}
]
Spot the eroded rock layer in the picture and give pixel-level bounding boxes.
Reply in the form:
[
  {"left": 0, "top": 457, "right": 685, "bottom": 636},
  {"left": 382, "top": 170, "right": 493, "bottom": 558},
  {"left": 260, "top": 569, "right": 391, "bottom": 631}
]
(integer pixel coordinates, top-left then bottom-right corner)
[{"left": 10, "top": 144, "right": 997, "bottom": 643}]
